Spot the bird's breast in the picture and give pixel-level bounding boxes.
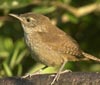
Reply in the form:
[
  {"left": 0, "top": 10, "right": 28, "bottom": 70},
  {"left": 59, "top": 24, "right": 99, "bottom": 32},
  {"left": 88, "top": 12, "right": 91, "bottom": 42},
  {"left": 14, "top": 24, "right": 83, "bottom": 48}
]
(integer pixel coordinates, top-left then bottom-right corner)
[{"left": 24, "top": 33, "right": 66, "bottom": 66}]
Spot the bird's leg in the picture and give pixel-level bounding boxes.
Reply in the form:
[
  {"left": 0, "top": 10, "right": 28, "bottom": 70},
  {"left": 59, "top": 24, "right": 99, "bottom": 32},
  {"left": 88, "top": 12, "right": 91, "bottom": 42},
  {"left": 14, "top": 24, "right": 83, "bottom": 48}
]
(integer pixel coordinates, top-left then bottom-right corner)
[{"left": 51, "top": 61, "right": 67, "bottom": 85}]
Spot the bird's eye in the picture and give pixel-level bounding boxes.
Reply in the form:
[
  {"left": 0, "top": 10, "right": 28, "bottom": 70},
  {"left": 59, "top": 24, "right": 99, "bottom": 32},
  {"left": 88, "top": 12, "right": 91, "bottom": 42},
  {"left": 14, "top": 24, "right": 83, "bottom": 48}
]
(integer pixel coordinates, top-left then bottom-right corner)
[
  {"left": 25, "top": 17, "right": 37, "bottom": 27},
  {"left": 26, "top": 17, "right": 31, "bottom": 22},
  {"left": 26, "top": 17, "right": 36, "bottom": 23}
]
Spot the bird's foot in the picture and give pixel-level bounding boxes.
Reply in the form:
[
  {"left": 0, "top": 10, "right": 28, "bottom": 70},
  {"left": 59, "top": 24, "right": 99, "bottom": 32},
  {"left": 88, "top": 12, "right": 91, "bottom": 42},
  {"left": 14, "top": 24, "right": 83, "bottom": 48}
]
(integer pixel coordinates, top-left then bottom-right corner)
[
  {"left": 22, "top": 69, "right": 42, "bottom": 78},
  {"left": 22, "top": 73, "right": 32, "bottom": 78},
  {"left": 50, "top": 69, "right": 72, "bottom": 85}
]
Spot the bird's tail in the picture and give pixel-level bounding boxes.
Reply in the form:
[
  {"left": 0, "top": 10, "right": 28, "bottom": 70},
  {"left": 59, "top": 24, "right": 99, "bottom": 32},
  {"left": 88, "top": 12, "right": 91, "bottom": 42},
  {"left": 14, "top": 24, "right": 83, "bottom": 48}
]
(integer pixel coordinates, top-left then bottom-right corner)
[{"left": 82, "top": 52, "right": 100, "bottom": 62}]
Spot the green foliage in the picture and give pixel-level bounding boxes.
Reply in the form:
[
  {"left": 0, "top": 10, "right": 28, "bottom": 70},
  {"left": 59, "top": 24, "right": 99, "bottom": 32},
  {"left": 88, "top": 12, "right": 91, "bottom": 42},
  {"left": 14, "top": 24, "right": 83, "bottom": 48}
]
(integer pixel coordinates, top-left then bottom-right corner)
[
  {"left": 33, "top": 6, "right": 56, "bottom": 14},
  {"left": 0, "top": 0, "right": 100, "bottom": 77}
]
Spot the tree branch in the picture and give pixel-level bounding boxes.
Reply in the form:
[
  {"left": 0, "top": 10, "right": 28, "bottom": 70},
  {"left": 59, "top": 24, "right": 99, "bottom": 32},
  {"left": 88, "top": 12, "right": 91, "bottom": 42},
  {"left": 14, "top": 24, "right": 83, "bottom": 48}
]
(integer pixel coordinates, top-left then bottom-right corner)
[
  {"left": 52, "top": 2, "right": 100, "bottom": 17},
  {"left": 0, "top": 72, "right": 100, "bottom": 85}
]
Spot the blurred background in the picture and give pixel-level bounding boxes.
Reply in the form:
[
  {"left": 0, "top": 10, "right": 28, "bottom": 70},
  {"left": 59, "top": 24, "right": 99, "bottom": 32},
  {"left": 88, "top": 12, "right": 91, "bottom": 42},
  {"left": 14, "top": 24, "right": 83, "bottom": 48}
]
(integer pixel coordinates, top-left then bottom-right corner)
[{"left": 0, "top": 0, "right": 100, "bottom": 78}]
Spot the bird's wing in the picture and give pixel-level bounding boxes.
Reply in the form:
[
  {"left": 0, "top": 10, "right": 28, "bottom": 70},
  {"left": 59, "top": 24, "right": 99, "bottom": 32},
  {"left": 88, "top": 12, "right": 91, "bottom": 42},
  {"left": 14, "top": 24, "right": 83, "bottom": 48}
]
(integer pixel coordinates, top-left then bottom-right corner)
[{"left": 38, "top": 29, "right": 82, "bottom": 57}]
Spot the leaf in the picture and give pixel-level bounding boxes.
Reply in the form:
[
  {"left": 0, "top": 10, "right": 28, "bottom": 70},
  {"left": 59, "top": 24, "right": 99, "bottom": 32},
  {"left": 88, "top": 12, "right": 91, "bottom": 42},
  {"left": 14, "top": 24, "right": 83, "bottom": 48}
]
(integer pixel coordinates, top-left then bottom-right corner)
[{"left": 33, "top": 6, "right": 56, "bottom": 14}]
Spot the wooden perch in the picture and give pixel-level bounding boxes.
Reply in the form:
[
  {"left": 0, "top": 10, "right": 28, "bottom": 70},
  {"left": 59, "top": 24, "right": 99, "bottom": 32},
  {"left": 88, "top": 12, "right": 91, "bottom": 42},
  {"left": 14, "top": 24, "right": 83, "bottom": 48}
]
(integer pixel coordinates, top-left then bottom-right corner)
[{"left": 0, "top": 72, "right": 100, "bottom": 85}]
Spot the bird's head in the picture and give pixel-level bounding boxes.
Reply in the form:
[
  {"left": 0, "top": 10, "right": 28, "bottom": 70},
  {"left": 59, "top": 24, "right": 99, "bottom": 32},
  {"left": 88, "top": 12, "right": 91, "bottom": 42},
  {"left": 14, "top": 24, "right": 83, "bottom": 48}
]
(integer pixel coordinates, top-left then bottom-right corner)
[{"left": 9, "top": 13, "right": 50, "bottom": 34}]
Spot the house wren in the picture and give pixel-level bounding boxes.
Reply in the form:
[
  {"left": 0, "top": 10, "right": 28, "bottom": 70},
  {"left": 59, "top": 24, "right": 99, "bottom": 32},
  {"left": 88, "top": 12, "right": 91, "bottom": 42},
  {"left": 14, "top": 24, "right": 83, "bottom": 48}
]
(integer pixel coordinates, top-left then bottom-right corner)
[{"left": 9, "top": 13, "right": 100, "bottom": 84}]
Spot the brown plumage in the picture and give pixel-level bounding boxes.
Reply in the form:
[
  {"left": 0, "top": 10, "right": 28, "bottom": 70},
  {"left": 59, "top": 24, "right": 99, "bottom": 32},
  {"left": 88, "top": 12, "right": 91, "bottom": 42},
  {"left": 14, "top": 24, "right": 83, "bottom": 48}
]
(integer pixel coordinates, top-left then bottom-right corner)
[{"left": 9, "top": 13, "right": 100, "bottom": 84}]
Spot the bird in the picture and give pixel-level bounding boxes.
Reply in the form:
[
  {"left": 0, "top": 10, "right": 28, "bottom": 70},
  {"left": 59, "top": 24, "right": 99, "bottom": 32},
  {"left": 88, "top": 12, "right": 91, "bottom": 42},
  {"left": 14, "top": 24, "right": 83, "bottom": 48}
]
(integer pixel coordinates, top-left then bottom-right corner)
[{"left": 9, "top": 13, "right": 100, "bottom": 85}]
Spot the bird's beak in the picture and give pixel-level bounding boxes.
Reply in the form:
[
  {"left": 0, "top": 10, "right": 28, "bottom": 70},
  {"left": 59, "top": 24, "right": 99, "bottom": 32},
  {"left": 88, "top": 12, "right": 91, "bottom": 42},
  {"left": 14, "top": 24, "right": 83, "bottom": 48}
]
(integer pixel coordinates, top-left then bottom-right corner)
[{"left": 9, "top": 14, "right": 23, "bottom": 22}]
